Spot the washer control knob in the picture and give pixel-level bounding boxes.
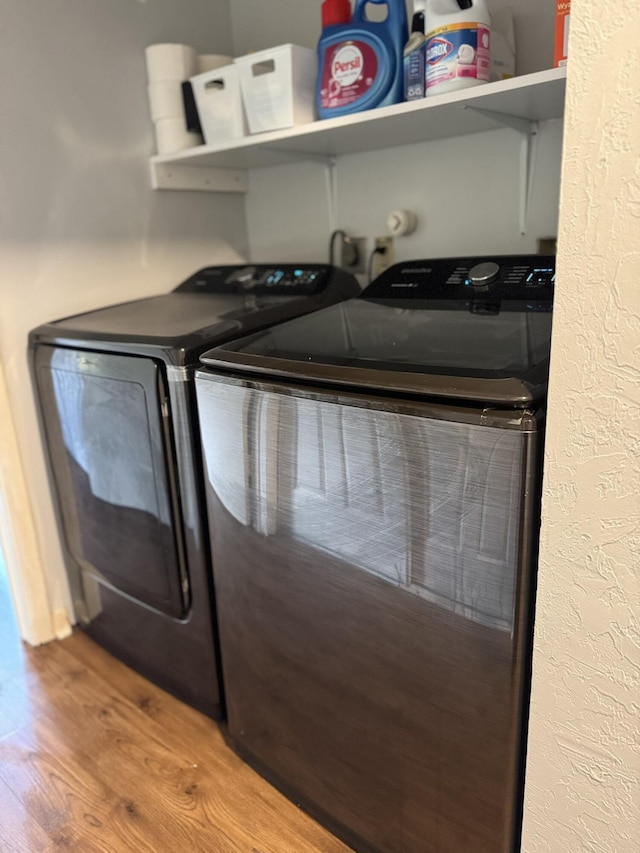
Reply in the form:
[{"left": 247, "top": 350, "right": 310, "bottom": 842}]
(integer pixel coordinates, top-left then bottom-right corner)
[{"left": 468, "top": 261, "right": 500, "bottom": 288}]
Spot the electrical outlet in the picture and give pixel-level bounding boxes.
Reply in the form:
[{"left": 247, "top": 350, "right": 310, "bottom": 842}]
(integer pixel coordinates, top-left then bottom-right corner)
[
  {"left": 372, "top": 235, "right": 394, "bottom": 278},
  {"left": 341, "top": 236, "right": 367, "bottom": 274}
]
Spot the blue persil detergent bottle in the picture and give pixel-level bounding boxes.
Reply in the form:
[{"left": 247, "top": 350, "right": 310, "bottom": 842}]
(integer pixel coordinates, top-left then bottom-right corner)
[
  {"left": 425, "top": 0, "right": 491, "bottom": 97},
  {"left": 317, "top": 0, "right": 409, "bottom": 118}
]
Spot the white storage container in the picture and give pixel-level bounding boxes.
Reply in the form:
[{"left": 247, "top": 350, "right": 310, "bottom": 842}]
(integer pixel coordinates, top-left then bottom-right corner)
[
  {"left": 190, "top": 65, "right": 247, "bottom": 145},
  {"left": 234, "top": 44, "right": 317, "bottom": 134}
]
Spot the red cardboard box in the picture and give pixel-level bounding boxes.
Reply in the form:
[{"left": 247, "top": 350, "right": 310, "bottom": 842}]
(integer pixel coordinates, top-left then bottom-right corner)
[{"left": 555, "top": 1, "right": 570, "bottom": 66}]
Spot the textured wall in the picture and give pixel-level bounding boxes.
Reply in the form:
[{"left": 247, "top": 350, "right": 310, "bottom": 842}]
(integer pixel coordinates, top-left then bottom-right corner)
[{"left": 522, "top": 1, "right": 640, "bottom": 851}]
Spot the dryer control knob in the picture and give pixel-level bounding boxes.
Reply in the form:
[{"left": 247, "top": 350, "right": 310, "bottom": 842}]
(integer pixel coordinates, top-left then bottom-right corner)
[
  {"left": 235, "top": 265, "right": 256, "bottom": 283},
  {"left": 235, "top": 265, "right": 258, "bottom": 291},
  {"left": 468, "top": 261, "right": 500, "bottom": 288}
]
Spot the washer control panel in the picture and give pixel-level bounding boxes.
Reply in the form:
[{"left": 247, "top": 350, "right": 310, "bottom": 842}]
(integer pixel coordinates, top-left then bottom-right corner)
[{"left": 363, "top": 255, "right": 556, "bottom": 303}]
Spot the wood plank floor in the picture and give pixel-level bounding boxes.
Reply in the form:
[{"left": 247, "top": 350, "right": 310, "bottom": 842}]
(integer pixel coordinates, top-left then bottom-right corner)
[{"left": 0, "top": 566, "right": 352, "bottom": 852}]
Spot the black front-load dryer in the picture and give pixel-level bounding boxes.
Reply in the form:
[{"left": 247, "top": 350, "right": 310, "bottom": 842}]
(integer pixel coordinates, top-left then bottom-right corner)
[{"left": 29, "top": 263, "right": 359, "bottom": 717}]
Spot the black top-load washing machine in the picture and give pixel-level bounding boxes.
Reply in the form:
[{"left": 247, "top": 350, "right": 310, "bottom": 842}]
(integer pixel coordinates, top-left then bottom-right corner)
[
  {"left": 195, "top": 255, "right": 555, "bottom": 851},
  {"left": 29, "top": 263, "right": 359, "bottom": 717}
]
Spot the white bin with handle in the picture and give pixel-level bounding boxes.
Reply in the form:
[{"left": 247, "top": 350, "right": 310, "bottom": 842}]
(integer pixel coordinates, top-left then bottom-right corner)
[
  {"left": 191, "top": 64, "right": 247, "bottom": 145},
  {"left": 234, "top": 44, "right": 317, "bottom": 134}
]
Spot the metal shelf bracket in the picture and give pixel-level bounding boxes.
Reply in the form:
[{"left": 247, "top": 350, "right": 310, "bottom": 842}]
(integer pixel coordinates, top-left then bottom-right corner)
[
  {"left": 150, "top": 161, "right": 248, "bottom": 193},
  {"left": 464, "top": 106, "right": 539, "bottom": 235}
]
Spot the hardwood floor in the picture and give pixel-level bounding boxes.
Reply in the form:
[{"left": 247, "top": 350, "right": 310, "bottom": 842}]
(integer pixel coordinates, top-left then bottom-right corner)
[{"left": 0, "top": 565, "right": 352, "bottom": 852}]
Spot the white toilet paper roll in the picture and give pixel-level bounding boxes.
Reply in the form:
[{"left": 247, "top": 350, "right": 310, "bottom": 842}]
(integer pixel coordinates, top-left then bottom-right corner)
[
  {"left": 147, "top": 81, "right": 185, "bottom": 121},
  {"left": 197, "top": 54, "right": 234, "bottom": 73},
  {"left": 154, "top": 117, "right": 202, "bottom": 154},
  {"left": 145, "top": 43, "right": 198, "bottom": 83}
]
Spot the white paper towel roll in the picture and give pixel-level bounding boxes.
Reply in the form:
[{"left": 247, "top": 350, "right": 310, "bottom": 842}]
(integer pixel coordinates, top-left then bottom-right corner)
[
  {"left": 197, "top": 54, "right": 234, "bottom": 73},
  {"left": 145, "top": 43, "right": 198, "bottom": 83},
  {"left": 147, "top": 81, "right": 185, "bottom": 121},
  {"left": 154, "top": 117, "right": 202, "bottom": 154}
]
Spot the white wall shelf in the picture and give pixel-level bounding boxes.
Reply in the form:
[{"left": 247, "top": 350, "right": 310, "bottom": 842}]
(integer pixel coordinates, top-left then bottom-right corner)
[{"left": 150, "top": 67, "right": 566, "bottom": 193}]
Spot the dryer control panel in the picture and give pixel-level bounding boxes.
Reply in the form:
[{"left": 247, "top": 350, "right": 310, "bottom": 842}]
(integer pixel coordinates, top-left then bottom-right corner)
[{"left": 176, "top": 264, "right": 338, "bottom": 296}]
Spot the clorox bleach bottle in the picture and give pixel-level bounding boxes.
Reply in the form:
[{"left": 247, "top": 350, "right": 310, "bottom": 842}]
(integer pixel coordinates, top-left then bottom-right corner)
[
  {"left": 317, "top": 0, "right": 409, "bottom": 118},
  {"left": 425, "top": 0, "right": 491, "bottom": 96}
]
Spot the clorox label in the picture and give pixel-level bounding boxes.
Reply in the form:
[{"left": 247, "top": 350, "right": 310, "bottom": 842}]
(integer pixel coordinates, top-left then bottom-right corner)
[
  {"left": 425, "top": 23, "right": 490, "bottom": 92},
  {"left": 320, "top": 40, "right": 379, "bottom": 109},
  {"left": 427, "top": 38, "right": 453, "bottom": 65}
]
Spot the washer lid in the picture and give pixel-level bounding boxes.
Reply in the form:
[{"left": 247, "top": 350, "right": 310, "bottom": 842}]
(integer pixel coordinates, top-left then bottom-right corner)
[{"left": 199, "top": 256, "right": 555, "bottom": 406}]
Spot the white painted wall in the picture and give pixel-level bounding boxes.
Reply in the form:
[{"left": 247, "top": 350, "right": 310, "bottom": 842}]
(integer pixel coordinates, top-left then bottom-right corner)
[
  {"left": 246, "top": 121, "right": 563, "bottom": 267},
  {"left": 522, "top": 1, "right": 640, "bottom": 851},
  {"left": 0, "top": 362, "right": 56, "bottom": 644},
  {"left": 0, "top": 0, "right": 248, "bottom": 640}
]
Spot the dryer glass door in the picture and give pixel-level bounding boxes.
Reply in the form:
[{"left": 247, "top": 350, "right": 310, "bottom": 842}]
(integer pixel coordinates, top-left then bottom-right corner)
[{"left": 35, "top": 346, "right": 187, "bottom": 618}]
